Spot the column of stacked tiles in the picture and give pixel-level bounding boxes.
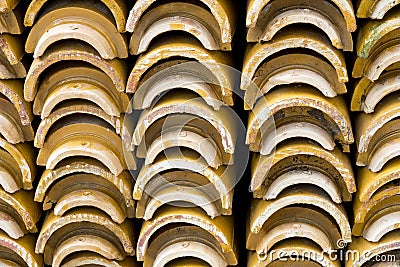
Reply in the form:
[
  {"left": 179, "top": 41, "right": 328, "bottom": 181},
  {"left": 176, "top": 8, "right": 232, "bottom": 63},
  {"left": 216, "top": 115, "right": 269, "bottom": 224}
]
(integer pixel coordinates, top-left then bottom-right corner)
[
  {"left": 347, "top": 2, "right": 400, "bottom": 265},
  {"left": 243, "top": 0, "right": 357, "bottom": 266},
  {"left": 124, "top": 0, "right": 239, "bottom": 265},
  {"left": 22, "top": 0, "right": 138, "bottom": 266},
  {"left": 0, "top": 0, "right": 43, "bottom": 266}
]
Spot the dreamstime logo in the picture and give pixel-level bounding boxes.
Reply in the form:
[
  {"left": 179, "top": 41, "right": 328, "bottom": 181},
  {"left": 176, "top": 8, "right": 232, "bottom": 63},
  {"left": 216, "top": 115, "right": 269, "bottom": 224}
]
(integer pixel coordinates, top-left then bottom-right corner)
[
  {"left": 122, "top": 61, "right": 276, "bottom": 209},
  {"left": 262, "top": 239, "right": 397, "bottom": 264},
  {"left": 336, "top": 238, "right": 347, "bottom": 249}
]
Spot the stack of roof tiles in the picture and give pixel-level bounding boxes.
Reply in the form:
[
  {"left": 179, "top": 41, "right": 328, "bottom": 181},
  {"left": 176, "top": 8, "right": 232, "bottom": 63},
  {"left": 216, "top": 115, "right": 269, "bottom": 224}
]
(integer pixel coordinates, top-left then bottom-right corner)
[
  {"left": 23, "top": 0, "right": 137, "bottom": 265},
  {"left": 0, "top": 0, "right": 41, "bottom": 266},
  {"left": 125, "top": 0, "right": 239, "bottom": 265},
  {"left": 242, "top": 0, "right": 357, "bottom": 265},
  {"left": 348, "top": 0, "right": 400, "bottom": 265}
]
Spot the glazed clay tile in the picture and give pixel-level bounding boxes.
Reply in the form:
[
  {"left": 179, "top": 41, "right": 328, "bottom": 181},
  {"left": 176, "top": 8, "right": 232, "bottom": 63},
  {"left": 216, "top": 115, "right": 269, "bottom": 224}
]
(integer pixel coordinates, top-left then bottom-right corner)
[
  {"left": 126, "top": 35, "right": 234, "bottom": 105},
  {"left": 36, "top": 122, "right": 136, "bottom": 175},
  {"left": 246, "top": 206, "right": 341, "bottom": 253},
  {"left": 0, "top": 258, "right": 25, "bottom": 266},
  {"left": 141, "top": 185, "right": 225, "bottom": 221},
  {"left": 137, "top": 206, "right": 237, "bottom": 265},
  {"left": 356, "top": 119, "right": 400, "bottom": 171},
  {"left": 130, "top": 93, "right": 236, "bottom": 155},
  {"left": 143, "top": 225, "right": 229, "bottom": 267},
  {"left": 0, "top": 106, "right": 25, "bottom": 144},
  {"left": 155, "top": 243, "right": 223, "bottom": 266},
  {"left": 0, "top": 0, "right": 19, "bottom": 12},
  {"left": 24, "top": 41, "right": 127, "bottom": 102},
  {"left": 143, "top": 127, "right": 224, "bottom": 168},
  {"left": 51, "top": 235, "right": 125, "bottom": 266},
  {"left": 247, "top": 85, "right": 354, "bottom": 154},
  {"left": 54, "top": 189, "right": 126, "bottom": 222},
  {"left": 133, "top": 91, "right": 232, "bottom": 167},
  {"left": 355, "top": 10, "right": 400, "bottom": 59},
  {"left": 62, "top": 253, "right": 138, "bottom": 267},
  {"left": 356, "top": 43, "right": 400, "bottom": 81},
  {"left": 356, "top": 158, "right": 400, "bottom": 202},
  {"left": 0, "top": 80, "right": 33, "bottom": 126},
  {"left": 0, "top": 149, "right": 24, "bottom": 193},
  {"left": 134, "top": 149, "right": 234, "bottom": 211},
  {"left": 133, "top": 60, "right": 225, "bottom": 110},
  {"left": 362, "top": 204, "right": 400, "bottom": 242},
  {"left": 261, "top": 121, "right": 336, "bottom": 155},
  {"left": 0, "top": 210, "right": 25, "bottom": 239},
  {"left": 38, "top": 82, "right": 122, "bottom": 118},
  {"left": 0, "top": 137, "right": 36, "bottom": 191},
  {"left": 33, "top": 63, "right": 130, "bottom": 117},
  {"left": 353, "top": 193, "right": 400, "bottom": 236},
  {"left": 0, "top": 188, "right": 41, "bottom": 235},
  {"left": 126, "top": 0, "right": 235, "bottom": 44},
  {"left": 351, "top": 71, "right": 400, "bottom": 112},
  {"left": 263, "top": 169, "right": 342, "bottom": 203},
  {"left": 250, "top": 140, "right": 355, "bottom": 202},
  {"left": 135, "top": 170, "right": 226, "bottom": 219},
  {"left": 346, "top": 231, "right": 400, "bottom": 267},
  {"left": 356, "top": 0, "right": 400, "bottom": 19},
  {"left": 356, "top": 95, "right": 400, "bottom": 159},
  {"left": 0, "top": 2, "right": 25, "bottom": 34},
  {"left": 0, "top": 97, "right": 33, "bottom": 144},
  {"left": 133, "top": 114, "right": 233, "bottom": 166},
  {"left": 245, "top": 53, "right": 347, "bottom": 110},
  {"left": 24, "top": 0, "right": 127, "bottom": 32},
  {"left": 0, "top": 34, "right": 26, "bottom": 79},
  {"left": 246, "top": 0, "right": 356, "bottom": 31},
  {"left": 353, "top": 21, "right": 400, "bottom": 80},
  {"left": 159, "top": 257, "right": 210, "bottom": 267},
  {"left": 256, "top": 222, "right": 333, "bottom": 255},
  {"left": 249, "top": 188, "right": 352, "bottom": 243},
  {"left": 42, "top": 173, "right": 132, "bottom": 223},
  {"left": 241, "top": 28, "right": 348, "bottom": 93},
  {"left": 0, "top": 34, "right": 23, "bottom": 65},
  {"left": 130, "top": 2, "right": 228, "bottom": 54},
  {"left": 247, "top": 0, "right": 353, "bottom": 51},
  {"left": 35, "top": 102, "right": 121, "bottom": 148},
  {"left": 0, "top": 233, "right": 43, "bottom": 267},
  {"left": 35, "top": 158, "right": 134, "bottom": 217},
  {"left": 25, "top": 0, "right": 128, "bottom": 59},
  {"left": 35, "top": 208, "right": 135, "bottom": 262}
]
